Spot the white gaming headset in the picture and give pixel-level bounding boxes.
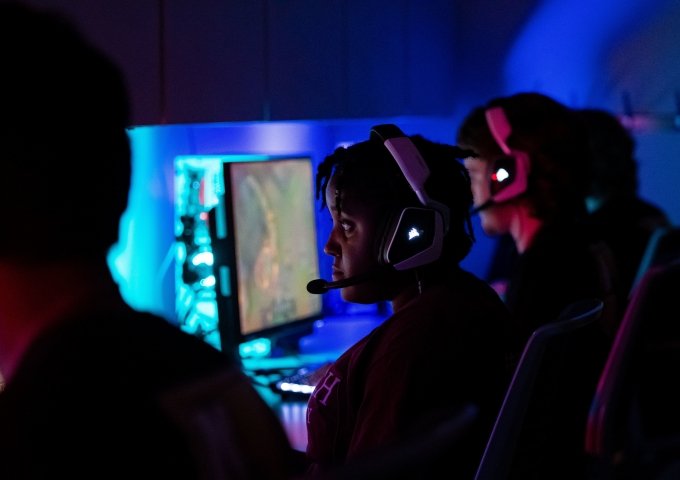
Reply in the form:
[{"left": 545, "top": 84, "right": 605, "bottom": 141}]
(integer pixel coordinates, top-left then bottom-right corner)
[{"left": 370, "top": 124, "right": 449, "bottom": 271}]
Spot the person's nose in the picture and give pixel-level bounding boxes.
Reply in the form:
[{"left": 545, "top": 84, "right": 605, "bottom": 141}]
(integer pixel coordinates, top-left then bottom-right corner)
[{"left": 323, "top": 228, "right": 340, "bottom": 258}]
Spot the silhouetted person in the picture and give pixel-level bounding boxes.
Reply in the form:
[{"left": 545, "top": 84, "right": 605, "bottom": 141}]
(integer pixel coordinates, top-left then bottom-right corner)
[
  {"left": 578, "top": 108, "right": 671, "bottom": 299},
  {"left": 0, "top": 4, "right": 296, "bottom": 479}
]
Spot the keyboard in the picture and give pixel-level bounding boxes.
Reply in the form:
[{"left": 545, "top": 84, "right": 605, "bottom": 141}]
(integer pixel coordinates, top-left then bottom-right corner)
[{"left": 271, "top": 362, "right": 332, "bottom": 397}]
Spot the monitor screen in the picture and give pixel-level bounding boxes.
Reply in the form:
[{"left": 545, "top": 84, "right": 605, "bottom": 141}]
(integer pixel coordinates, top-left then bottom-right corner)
[
  {"left": 173, "top": 154, "right": 323, "bottom": 354},
  {"left": 225, "top": 158, "right": 323, "bottom": 338}
]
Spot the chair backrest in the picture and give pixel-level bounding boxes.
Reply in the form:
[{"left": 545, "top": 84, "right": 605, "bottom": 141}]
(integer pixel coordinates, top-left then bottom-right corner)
[
  {"left": 630, "top": 226, "right": 680, "bottom": 297},
  {"left": 474, "top": 298, "right": 605, "bottom": 480},
  {"left": 585, "top": 259, "right": 680, "bottom": 478}
]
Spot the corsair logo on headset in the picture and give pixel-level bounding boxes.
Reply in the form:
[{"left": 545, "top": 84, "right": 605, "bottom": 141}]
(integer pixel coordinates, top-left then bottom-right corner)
[
  {"left": 370, "top": 124, "right": 449, "bottom": 271},
  {"left": 484, "top": 106, "right": 531, "bottom": 204}
]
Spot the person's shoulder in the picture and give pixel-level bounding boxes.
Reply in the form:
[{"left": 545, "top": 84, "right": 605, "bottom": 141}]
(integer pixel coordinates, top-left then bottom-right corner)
[
  {"left": 89, "top": 310, "right": 299, "bottom": 477},
  {"left": 402, "top": 268, "right": 512, "bottom": 334},
  {"left": 156, "top": 362, "right": 298, "bottom": 480},
  {"left": 52, "top": 306, "right": 237, "bottom": 395},
  {"left": 593, "top": 196, "right": 670, "bottom": 224},
  {"left": 115, "top": 309, "right": 237, "bottom": 386},
  {"left": 452, "top": 268, "right": 510, "bottom": 311},
  {"left": 2, "top": 308, "right": 295, "bottom": 480},
  {"left": 528, "top": 222, "right": 602, "bottom": 262},
  {"left": 630, "top": 197, "right": 671, "bottom": 226}
]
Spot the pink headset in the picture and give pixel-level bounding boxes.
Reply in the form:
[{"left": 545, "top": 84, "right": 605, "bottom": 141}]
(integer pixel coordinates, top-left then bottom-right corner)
[{"left": 484, "top": 106, "right": 531, "bottom": 203}]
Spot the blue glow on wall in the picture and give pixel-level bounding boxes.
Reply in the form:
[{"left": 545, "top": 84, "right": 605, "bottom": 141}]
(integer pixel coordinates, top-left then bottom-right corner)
[
  {"left": 504, "top": 0, "right": 671, "bottom": 107},
  {"left": 108, "top": 126, "right": 177, "bottom": 322}
]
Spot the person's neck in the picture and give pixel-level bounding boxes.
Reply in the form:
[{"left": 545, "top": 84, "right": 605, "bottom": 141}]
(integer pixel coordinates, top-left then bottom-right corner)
[
  {"left": 390, "top": 265, "right": 451, "bottom": 312},
  {"left": 391, "top": 282, "right": 421, "bottom": 312},
  {"left": 0, "top": 258, "right": 121, "bottom": 383},
  {"left": 509, "top": 207, "right": 544, "bottom": 254}
]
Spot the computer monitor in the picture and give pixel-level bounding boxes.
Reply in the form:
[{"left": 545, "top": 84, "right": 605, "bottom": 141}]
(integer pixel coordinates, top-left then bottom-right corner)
[{"left": 174, "top": 155, "right": 323, "bottom": 355}]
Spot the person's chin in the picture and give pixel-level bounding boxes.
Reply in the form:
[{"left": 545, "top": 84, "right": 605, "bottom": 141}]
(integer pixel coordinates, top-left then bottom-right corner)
[
  {"left": 480, "top": 216, "right": 506, "bottom": 236},
  {"left": 480, "top": 220, "right": 496, "bottom": 235},
  {"left": 341, "top": 285, "right": 379, "bottom": 304}
]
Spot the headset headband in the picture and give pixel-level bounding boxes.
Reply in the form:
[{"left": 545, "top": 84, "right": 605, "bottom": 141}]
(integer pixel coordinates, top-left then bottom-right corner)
[
  {"left": 370, "top": 125, "right": 450, "bottom": 233},
  {"left": 483, "top": 105, "right": 532, "bottom": 204},
  {"left": 368, "top": 124, "right": 448, "bottom": 270},
  {"left": 485, "top": 106, "right": 513, "bottom": 155}
]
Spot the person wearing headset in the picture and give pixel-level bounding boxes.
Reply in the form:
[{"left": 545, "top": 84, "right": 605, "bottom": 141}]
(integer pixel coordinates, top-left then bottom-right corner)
[
  {"left": 578, "top": 107, "right": 671, "bottom": 300},
  {"left": 456, "top": 92, "right": 623, "bottom": 342},
  {"left": 304, "top": 126, "right": 517, "bottom": 478},
  {"left": 456, "top": 92, "right": 618, "bottom": 478}
]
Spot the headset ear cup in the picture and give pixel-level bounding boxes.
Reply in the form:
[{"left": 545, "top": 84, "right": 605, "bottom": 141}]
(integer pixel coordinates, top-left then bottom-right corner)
[
  {"left": 489, "top": 155, "right": 517, "bottom": 197},
  {"left": 376, "top": 208, "right": 403, "bottom": 265},
  {"left": 484, "top": 106, "right": 530, "bottom": 205},
  {"left": 380, "top": 207, "right": 443, "bottom": 270},
  {"left": 488, "top": 153, "right": 529, "bottom": 203}
]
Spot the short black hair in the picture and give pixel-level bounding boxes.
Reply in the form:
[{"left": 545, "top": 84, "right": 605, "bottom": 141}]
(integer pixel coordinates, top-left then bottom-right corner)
[
  {"left": 0, "top": 3, "right": 131, "bottom": 261},
  {"left": 578, "top": 108, "right": 638, "bottom": 199},
  {"left": 316, "top": 131, "right": 476, "bottom": 265}
]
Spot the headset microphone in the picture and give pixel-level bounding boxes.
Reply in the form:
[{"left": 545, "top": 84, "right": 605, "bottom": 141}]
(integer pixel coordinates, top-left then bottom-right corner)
[
  {"left": 306, "top": 278, "right": 354, "bottom": 295},
  {"left": 306, "top": 269, "right": 389, "bottom": 294}
]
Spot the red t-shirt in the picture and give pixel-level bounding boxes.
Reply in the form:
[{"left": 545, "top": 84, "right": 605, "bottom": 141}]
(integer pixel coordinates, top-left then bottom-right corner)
[{"left": 305, "top": 268, "right": 515, "bottom": 477}]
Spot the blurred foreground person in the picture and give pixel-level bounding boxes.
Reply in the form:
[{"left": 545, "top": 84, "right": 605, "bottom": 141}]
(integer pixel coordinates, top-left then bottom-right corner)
[{"left": 0, "top": 4, "right": 296, "bottom": 479}]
